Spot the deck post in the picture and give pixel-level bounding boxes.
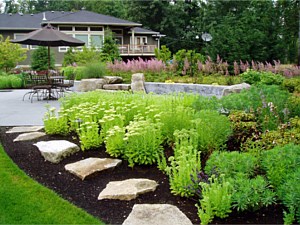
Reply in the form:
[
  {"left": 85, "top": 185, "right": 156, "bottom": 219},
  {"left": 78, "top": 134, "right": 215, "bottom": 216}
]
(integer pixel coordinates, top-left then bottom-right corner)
[{"left": 131, "top": 28, "right": 135, "bottom": 54}]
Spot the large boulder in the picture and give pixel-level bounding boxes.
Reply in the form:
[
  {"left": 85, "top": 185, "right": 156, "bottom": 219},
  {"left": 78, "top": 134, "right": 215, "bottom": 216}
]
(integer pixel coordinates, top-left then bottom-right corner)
[
  {"left": 122, "top": 204, "right": 193, "bottom": 225},
  {"left": 98, "top": 178, "right": 158, "bottom": 201},
  {"left": 77, "top": 79, "right": 106, "bottom": 92},
  {"left": 34, "top": 140, "right": 80, "bottom": 163},
  {"left": 131, "top": 73, "right": 146, "bottom": 93},
  {"left": 222, "top": 83, "right": 251, "bottom": 96},
  {"left": 103, "top": 76, "right": 123, "bottom": 84},
  {"left": 65, "top": 158, "right": 122, "bottom": 180},
  {"left": 13, "top": 132, "right": 46, "bottom": 142},
  {"left": 103, "top": 84, "right": 131, "bottom": 91}
]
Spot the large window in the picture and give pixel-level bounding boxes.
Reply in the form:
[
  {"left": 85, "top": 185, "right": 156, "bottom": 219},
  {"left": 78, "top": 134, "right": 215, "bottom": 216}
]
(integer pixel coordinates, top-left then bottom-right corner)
[
  {"left": 14, "top": 34, "right": 28, "bottom": 49},
  {"left": 130, "top": 36, "right": 148, "bottom": 45},
  {"left": 58, "top": 26, "right": 104, "bottom": 52}
]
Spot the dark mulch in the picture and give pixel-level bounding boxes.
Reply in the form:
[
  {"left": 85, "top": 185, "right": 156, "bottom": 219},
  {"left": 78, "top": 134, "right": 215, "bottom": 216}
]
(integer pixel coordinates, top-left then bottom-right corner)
[{"left": 0, "top": 126, "right": 285, "bottom": 224}]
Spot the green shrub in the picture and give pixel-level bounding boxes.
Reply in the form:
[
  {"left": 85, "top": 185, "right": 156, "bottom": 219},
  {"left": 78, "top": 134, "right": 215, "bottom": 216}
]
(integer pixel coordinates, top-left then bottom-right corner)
[
  {"left": 193, "top": 110, "right": 232, "bottom": 153},
  {"left": 77, "top": 121, "right": 102, "bottom": 151},
  {"left": 81, "top": 62, "right": 107, "bottom": 79},
  {"left": 9, "top": 75, "right": 23, "bottom": 88},
  {"left": 105, "top": 126, "right": 125, "bottom": 157},
  {"left": 261, "top": 144, "right": 300, "bottom": 224},
  {"left": 43, "top": 107, "right": 70, "bottom": 136},
  {"left": 61, "top": 66, "right": 75, "bottom": 80},
  {"left": 31, "top": 46, "right": 55, "bottom": 71},
  {"left": 221, "top": 85, "right": 290, "bottom": 131},
  {"left": 164, "top": 129, "right": 201, "bottom": 197},
  {"left": 282, "top": 78, "right": 300, "bottom": 93},
  {"left": 197, "top": 175, "right": 233, "bottom": 225},
  {"left": 240, "top": 70, "right": 284, "bottom": 85},
  {"left": 205, "top": 151, "right": 258, "bottom": 179},
  {"left": 0, "top": 75, "right": 11, "bottom": 89},
  {"left": 244, "top": 117, "right": 300, "bottom": 150},
  {"left": 123, "top": 117, "right": 164, "bottom": 167},
  {"left": 228, "top": 111, "right": 260, "bottom": 149},
  {"left": 231, "top": 175, "right": 275, "bottom": 212}
]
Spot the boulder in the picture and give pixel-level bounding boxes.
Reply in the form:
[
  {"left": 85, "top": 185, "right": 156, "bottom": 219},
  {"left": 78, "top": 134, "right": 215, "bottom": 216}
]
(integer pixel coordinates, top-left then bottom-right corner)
[
  {"left": 13, "top": 132, "right": 46, "bottom": 142},
  {"left": 131, "top": 73, "right": 146, "bottom": 93},
  {"left": 222, "top": 83, "right": 251, "bottom": 96},
  {"left": 65, "top": 158, "right": 122, "bottom": 180},
  {"left": 103, "top": 76, "right": 123, "bottom": 84},
  {"left": 33, "top": 140, "right": 80, "bottom": 163},
  {"left": 103, "top": 84, "right": 131, "bottom": 91},
  {"left": 98, "top": 178, "right": 158, "bottom": 201},
  {"left": 77, "top": 79, "right": 106, "bottom": 92},
  {"left": 6, "top": 126, "right": 44, "bottom": 133},
  {"left": 122, "top": 204, "right": 193, "bottom": 225}
]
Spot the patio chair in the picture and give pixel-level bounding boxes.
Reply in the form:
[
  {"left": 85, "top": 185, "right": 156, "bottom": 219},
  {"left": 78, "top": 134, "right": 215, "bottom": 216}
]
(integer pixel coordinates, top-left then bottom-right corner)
[{"left": 56, "top": 72, "right": 75, "bottom": 97}]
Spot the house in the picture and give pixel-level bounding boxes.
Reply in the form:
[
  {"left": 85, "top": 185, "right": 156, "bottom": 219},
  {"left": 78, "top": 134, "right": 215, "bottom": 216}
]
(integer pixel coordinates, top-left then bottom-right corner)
[{"left": 0, "top": 10, "right": 164, "bottom": 66}]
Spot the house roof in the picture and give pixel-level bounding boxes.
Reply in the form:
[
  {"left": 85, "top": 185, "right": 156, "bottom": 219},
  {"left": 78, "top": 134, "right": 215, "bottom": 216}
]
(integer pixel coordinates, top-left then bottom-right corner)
[
  {"left": 130, "top": 27, "right": 159, "bottom": 35},
  {"left": 0, "top": 10, "right": 142, "bottom": 30}
]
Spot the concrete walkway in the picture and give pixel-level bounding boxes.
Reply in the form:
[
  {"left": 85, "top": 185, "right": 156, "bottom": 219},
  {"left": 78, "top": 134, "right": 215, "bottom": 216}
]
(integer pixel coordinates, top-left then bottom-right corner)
[{"left": 0, "top": 89, "right": 60, "bottom": 126}]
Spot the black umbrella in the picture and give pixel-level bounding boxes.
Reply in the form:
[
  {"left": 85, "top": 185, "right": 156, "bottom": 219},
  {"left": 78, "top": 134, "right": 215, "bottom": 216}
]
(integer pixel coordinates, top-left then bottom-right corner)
[{"left": 11, "top": 24, "right": 85, "bottom": 72}]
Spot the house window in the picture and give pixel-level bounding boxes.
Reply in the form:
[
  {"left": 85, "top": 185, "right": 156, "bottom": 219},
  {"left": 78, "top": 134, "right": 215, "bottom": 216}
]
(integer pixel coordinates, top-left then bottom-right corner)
[
  {"left": 130, "top": 36, "right": 147, "bottom": 45},
  {"left": 90, "top": 35, "right": 103, "bottom": 48},
  {"left": 112, "top": 29, "right": 123, "bottom": 35},
  {"left": 75, "top": 26, "right": 88, "bottom": 31},
  {"left": 59, "top": 26, "right": 73, "bottom": 31},
  {"left": 90, "top": 27, "right": 103, "bottom": 32},
  {"left": 115, "top": 37, "right": 123, "bottom": 45},
  {"left": 14, "top": 34, "right": 28, "bottom": 49}
]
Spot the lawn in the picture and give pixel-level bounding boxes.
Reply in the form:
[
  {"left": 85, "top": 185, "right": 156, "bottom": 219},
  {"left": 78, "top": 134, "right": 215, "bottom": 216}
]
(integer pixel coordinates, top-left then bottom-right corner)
[{"left": 0, "top": 144, "right": 104, "bottom": 224}]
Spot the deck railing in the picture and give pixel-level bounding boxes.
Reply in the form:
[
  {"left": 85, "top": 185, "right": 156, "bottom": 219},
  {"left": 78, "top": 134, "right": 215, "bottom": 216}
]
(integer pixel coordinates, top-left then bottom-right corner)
[{"left": 118, "top": 44, "right": 156, "bottom": 55}]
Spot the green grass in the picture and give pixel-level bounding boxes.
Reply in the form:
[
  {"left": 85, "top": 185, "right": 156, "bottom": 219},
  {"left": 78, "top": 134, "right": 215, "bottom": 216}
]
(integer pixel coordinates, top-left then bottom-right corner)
[{"left": 0, "top": 144, "right": 104, "bottom": 224}]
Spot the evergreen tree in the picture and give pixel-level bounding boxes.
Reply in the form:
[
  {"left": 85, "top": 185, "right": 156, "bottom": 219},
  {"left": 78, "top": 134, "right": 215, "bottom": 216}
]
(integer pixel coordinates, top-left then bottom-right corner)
[
  {"left": 101, "top": 29, "right": 121, "bottom": 62},
  {"left": 31, "top": 46, "right": 54, "bottom": 71}
]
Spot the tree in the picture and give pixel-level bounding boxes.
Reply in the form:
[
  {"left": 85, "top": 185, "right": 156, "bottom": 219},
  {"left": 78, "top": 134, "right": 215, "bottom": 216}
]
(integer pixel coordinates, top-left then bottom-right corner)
[
  {"left": 0, "top": 35, "right": 27, "bottom": 72},
  {"left": 155, "top": 45, "right": 172, "bottom": 63},
  {"left": 101, "top": 29, "right": 120, "bottom": 62},
  {"left": 31, "top": 46, "right": 54, "bottom": 71}
]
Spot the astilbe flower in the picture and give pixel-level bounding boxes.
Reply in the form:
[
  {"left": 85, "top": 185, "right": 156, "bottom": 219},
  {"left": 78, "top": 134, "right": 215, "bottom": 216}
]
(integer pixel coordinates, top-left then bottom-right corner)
[{"left": 234, "top": 61, "right": 240, "bottom": 75}]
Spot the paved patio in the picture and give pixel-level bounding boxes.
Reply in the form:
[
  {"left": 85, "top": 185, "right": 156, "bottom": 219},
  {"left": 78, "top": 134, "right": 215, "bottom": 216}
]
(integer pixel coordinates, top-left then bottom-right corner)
[{"left": 0, "top": 89, "right": 61, "bottom": 126}]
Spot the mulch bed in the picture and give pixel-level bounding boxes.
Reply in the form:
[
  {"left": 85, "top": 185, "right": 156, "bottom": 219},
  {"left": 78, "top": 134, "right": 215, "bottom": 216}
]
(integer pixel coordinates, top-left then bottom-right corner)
[{"left": 0, "top": 126, "right": 284, "bottom": 224}]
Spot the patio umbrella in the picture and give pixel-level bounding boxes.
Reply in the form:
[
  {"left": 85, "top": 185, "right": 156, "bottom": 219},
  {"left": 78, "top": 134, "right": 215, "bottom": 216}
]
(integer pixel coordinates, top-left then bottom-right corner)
[{"left": 11, "top": 24, "right": 85, "bottom": 73}]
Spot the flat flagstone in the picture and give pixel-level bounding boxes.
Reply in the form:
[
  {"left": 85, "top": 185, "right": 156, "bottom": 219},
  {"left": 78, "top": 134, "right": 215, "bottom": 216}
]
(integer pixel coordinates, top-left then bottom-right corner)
[
  {"left": 6, "top": 126, "right": 44, "bottom": 133},
  {"left": 65, "top": 157, "right": 122, "bottom": 180},
  {"left": 98, "top": 178, "right": 158, "bottom": 201},
  {"left": 13, "top": 132, "right": 46, "bottom": 142},
  {"left": 122, "top": 204, "right": 193, "bottom": 225},
  {"left": 34, "top": 140, "right": 80, "bottom": 163}
]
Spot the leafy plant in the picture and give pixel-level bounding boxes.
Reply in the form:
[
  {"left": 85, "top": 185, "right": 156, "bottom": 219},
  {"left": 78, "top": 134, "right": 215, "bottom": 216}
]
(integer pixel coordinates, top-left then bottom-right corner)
[
  {"left": 231, "top": 175, "right": 275, "bottom": 212},
  {"left": 0, "top": 35, "right": 27, "bottom": 73},
  {"left": 31, "top": 46, "right": 55, "bottom": 71},
  {"left": 240, "top": 70, "right": 284, "bottom": 85},
  {"left": 154, "top": 45, "right": 172, "bottom": 64},
  {"left": 197, "top": 175, "right": 233, "bottom": 225},
  {"left": 43, "top": 106, "right": 70, "bottom": 136},
  {"left": 81, "top": 62, "right": 107, "bottom": 79},
  {"left": 123, "top": 116, "right": 163, "bottom": 167},
  {"left": 101, "top": 29, "right": 121, "bottom": 62},
  {"left": 205, "top": 151, "right": 258, "bottom": 179},
  {"left": 164, "top": 129, "right": 201, "bottom": 197},
  {"left": 192, "top": 110, "right": 232, "bottom": 153},
  {"left": 77, "top": 121, "right": 102, "bottom": 151},
  {"left": 104, "top": 126, "right": 125, "bottom": 157}
]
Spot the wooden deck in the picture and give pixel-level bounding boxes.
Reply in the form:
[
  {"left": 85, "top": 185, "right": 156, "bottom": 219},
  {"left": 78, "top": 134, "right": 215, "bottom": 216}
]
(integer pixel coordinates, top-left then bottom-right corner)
[{"left": 118, "top": 44, "right": 156, "bottom": 56}]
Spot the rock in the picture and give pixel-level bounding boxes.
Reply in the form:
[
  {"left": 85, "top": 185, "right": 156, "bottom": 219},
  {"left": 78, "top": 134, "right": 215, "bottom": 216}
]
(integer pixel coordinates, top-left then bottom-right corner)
[
  {"left": 222, "top": 82, "right": 251, "bottom": 96},
  {"left": 33, "top": 140, "right": 80, "bottom": 163},
  {"left": 103, "top": 76, "right": 123, "bottom": 84},
  {"left": 98, "top": 178, "right": 158, "bottom": 201},
  {"left": 77, "top": 79, "right": 106, "bottom": 92},
  {"left": 6, "top": 126, "right": 44, "bottom": 133},
  {"left": 13, "top": 132, "right": 46, "bottom": 142},
  {"left": 103, "top": 84, "right": 131, "bottom": 91},
  {"left": 122, "top": 204, "right": 193, "bottom": 225},
  {"left": 65, "top": 158, "right": 122, "bottom": 180},
  {"left": 131, "top": 73, "right": 146, "bottom": 93}
]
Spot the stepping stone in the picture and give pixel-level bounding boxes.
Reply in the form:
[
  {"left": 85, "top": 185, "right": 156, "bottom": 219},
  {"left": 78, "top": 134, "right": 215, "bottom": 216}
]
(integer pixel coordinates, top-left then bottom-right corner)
[
  {"left": 34, "top": 140, "right": 80, "bottom": 163},
  {"left": 13, "top": 132, "right": 46, "bottom": 142},
  {"left": 6, "top": 126, "right": 44, "bottom": 133},
  {"left": 98, "top": 178, "right": 158, "bottom": 201},
  {"left": 122, "top": 204, "right": 193, "bottom": 225},
  {"left": 65, "top": 157, "right": 122, "bottom": 180}
]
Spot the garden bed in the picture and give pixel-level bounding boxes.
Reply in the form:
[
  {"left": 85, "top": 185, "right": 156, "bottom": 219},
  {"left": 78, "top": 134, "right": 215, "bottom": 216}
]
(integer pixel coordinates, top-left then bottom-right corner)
[{"left": 0, "top": 127, "right": 284, "bottom": 224}]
